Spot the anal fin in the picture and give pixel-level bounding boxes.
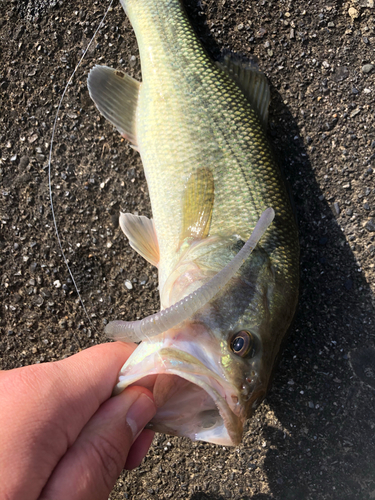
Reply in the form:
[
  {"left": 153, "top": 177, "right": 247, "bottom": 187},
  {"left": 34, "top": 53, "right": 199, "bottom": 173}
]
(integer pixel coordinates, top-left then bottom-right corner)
[
  {"left": 87, "top": 65, "right": 140, "bottom": 146},
  {"left": 119, "top": 213, "right": 159, "bottom": 267}
]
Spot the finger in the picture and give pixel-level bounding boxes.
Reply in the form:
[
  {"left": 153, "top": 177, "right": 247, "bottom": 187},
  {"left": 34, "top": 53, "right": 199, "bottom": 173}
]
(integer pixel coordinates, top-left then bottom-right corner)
[
  {"left": 125, "top": 429, "right": 155, "bottom": 470},
  {"left": 39, "top": 386, "right": 156, "bottom": 500},
  {"left": 0, "top": 342, "right": 135, "bottom": 500}
]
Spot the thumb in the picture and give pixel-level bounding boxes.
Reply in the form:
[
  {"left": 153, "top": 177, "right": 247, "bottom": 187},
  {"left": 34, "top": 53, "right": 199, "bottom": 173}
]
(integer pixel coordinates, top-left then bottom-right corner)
[{"left": 39, "top": 387, "right": 156, "bottom": 500}]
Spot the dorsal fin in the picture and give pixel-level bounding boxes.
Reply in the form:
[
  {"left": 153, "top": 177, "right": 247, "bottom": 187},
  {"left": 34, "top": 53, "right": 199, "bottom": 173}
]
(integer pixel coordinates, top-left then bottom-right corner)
[
  {"left": 217, "top": 54, "right": 271, "bottom": 129},
  {"left": 119, "top": 213, "right": 159, "bottom": 267},
  {"left": 87, "top": 65, "right": 140, "bottom": 146},
  {"left": 180, "top": 167, "right": 215, "bottom": 243}
]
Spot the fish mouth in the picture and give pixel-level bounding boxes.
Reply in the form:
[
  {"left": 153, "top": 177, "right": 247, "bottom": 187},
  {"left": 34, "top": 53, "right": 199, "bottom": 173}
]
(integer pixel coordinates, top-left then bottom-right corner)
[{"left": 114, "top": 340, "right": 244, "bottom": 446}]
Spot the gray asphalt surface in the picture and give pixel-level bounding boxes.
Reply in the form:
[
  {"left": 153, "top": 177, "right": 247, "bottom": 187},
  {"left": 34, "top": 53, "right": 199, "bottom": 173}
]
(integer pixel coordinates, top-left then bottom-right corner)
[{"left": 1, "top": 0, "right": 375, "bottom": 498}]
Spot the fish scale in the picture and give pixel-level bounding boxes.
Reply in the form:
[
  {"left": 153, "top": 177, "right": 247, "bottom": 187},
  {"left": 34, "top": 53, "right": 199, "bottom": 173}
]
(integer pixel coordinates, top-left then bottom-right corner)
[{"left": 130, "top": 0, "right": 298, "bottom": 295}]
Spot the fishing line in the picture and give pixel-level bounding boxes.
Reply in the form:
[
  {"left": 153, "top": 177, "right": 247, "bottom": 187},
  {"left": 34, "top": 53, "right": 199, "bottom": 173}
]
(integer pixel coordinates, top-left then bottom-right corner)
[
  {"left": 48, "top": 0, "right": 115, "bottom": 335},
  {"left": 49, "top": 0, "right": 164, "bottom": 355},
  {"left": 49, "top": 0, "right": 157, "bottom": 349}
]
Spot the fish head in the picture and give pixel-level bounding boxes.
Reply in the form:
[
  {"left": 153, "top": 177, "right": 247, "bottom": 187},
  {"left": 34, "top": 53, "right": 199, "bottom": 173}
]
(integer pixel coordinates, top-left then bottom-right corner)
[{"left": 114, "top": 248, "right": 281, "bottom": 446}]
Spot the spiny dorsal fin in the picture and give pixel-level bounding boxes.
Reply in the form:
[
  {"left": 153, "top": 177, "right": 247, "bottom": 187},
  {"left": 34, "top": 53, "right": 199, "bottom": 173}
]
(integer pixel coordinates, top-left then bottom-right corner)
[
  {"left": 217, "top": 54, "right": 270, "bottom": 129},
  {"left": 87, "top": 65, "right": 140, "bottom": 146},
  {"left": 119, "top": 213, "right": 159, "bottom": 267},
  {"left": 181, "top": 167, "right": 215, "bottom": 242}
]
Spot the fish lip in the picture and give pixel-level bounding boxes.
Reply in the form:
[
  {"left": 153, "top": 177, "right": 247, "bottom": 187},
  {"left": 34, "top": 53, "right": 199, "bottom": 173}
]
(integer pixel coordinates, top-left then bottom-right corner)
[{"left": 115, "top": 347, "right": 244, "bottom": 446}]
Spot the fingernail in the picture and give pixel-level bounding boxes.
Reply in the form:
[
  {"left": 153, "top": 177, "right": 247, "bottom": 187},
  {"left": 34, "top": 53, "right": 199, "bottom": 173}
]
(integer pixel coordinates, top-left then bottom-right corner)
[{"left": 126, "top": 393, "right": 156, "bottom": 441}]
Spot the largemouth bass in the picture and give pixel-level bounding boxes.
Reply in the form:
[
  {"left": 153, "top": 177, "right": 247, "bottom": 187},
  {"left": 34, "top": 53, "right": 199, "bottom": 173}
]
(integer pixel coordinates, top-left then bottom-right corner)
[{"left": 88, "top": 0, "right": 299, "bottom": 446}]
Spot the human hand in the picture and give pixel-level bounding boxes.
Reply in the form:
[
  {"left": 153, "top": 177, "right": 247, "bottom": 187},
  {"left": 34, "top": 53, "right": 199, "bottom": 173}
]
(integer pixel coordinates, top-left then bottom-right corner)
[{"left": 0, "top": 342, "right": 156, "bottom": 500}]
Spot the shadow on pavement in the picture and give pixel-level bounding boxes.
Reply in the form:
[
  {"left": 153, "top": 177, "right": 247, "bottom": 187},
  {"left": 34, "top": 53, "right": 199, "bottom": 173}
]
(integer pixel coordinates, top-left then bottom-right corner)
[{"left": 185, "top": 2, "right": 375, "bottom": 499}]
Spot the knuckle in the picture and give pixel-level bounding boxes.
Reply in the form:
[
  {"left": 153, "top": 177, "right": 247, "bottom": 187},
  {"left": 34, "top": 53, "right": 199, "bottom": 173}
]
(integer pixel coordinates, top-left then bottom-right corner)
[{"left": 89, "top": 433, "right": 125, "bottom": 488}]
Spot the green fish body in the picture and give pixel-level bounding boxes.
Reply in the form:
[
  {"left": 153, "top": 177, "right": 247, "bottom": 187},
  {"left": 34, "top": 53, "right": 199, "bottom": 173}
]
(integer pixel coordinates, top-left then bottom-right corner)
[{"left": 88, "top": 0, "right": 299, "bottom": 445}]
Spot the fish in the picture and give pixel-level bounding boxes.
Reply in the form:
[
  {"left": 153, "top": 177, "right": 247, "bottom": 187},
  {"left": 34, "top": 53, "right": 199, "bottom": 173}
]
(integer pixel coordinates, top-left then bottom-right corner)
[{"left": 87, "top": 0, "right": 299, "bottom": 446}]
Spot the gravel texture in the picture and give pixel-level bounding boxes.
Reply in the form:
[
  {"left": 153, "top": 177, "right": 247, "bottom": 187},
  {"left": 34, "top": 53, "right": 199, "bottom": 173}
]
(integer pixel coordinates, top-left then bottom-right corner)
[{"left": 1, "top": 0, "right": 375, "bottom": 499}]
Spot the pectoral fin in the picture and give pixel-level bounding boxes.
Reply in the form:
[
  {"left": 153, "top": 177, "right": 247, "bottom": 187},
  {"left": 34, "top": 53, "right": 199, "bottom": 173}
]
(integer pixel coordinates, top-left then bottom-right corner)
[
  {"left": 181, "top": 168, "right": 215, "bottom": 242},
  {"left": 87, "top": 65, "right": 140, "bottom": 146},
  {"left": 119, "top": 213, "right": 159, "bottom": 267},
  {"left": 217, "top": 54, "right": 270, "bottom": 129}
]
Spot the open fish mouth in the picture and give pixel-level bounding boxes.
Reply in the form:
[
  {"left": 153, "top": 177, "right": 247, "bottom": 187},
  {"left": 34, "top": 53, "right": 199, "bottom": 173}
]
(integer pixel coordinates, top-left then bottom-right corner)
[{"left": 114, "top": 340, "right": 244, "bottom": 446}]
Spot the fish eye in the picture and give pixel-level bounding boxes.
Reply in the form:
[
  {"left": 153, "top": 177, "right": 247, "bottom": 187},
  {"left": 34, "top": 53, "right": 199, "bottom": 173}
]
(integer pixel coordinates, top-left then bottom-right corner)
[{"left": 230, "top": 330, "right": 255, "bottom": 357}]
